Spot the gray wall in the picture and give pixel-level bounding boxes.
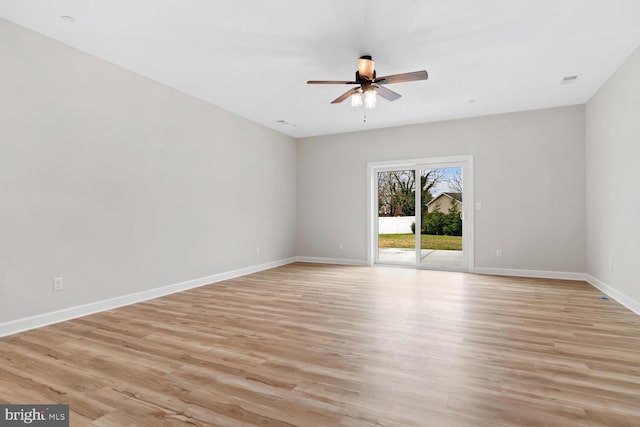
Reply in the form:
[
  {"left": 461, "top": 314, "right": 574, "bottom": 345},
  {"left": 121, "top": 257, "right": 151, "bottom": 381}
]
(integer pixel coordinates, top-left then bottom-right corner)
[
  {"left": 297, "top": 106, "right": 586, "bottom": 272},
  {"left": 0, "top": 19, "right": 296, "bottom": 323},
  {"left": 586, "top": 47, "right": 640, "bottom": 303},
  {"left": 4, "top": 15, "right": 638, "bottom": 326}
]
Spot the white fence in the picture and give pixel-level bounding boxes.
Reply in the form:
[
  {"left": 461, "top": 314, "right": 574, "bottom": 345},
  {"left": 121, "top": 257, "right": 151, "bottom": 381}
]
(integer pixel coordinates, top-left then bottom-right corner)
[{"left": 378, "top": 216, "right": 415, "bottom": 234}]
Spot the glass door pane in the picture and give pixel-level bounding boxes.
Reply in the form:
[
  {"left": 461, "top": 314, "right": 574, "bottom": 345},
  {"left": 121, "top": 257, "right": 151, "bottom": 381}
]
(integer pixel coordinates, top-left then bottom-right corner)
[
  {"left": 376, "top": 169, "right": 416, "bottom": 264},
  {"left": 418, "top": 166, "right": 465, "bottom": 269}
]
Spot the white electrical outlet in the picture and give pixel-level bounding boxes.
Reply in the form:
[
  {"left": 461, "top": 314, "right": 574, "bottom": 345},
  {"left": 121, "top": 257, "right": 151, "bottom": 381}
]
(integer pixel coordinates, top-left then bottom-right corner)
[
  {"left": 53, "top": 277, "right": 64, "bottom": 291},
  {"left": 256, "top": 247, "right": 261, "bottom": 255},
  {"left": 338, "top": 242, "right": 344, "bottom": 251},
  {"left": 496, "top": 249, "right": 503, "bottom": 257}
]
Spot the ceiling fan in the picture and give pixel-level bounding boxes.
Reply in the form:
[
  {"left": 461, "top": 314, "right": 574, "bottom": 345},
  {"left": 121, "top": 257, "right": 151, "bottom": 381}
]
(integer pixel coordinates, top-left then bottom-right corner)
[{"left": 307, "top": 55, "right": 428, "bottom": 109}]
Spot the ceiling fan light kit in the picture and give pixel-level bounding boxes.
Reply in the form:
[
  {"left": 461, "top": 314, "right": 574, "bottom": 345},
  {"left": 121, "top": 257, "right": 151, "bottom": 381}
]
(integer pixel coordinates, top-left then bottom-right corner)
[
  {"left": 364, "top": 89, "right": 377, "bottom": 109},
  {"left": 349, "top": 89, "right": 377, "bottom": 109},
  {"left": 307, "top": 55, "right": 428, "bottom": 114},
  {"left": 351, "top": 91, "right": 363, "bottom": 107}
]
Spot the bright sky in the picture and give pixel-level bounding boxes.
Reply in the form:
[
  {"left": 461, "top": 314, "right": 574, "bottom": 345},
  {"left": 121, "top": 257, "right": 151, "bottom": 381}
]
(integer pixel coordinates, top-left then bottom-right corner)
[{"left": 429, "top": 167, "right": 462, "bottom": 197}]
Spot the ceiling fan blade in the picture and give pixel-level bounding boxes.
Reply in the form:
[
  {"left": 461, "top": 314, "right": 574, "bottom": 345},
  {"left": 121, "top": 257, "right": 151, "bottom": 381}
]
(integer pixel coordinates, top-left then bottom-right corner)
[
  {"left": 374, "top": 85, "right": 402, "bottom": 102},
  {"left": 307, "top": 80, "right": 358, "bottom": 85},
  {"left": 331, "top": 88, "right": 359, "bottom": 104},
  {"left": 375, "top": 70, "right": 428, "bottom": 85}
]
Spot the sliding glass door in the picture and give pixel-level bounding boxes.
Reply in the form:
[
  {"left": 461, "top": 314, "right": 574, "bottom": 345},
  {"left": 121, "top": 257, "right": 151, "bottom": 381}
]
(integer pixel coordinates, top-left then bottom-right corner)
[
  {"left": 418, "top": 165, "right": 464, "bottom": 269},
  {"left": 372, "top": 156, "right": 472, "bottom": 271},
  {"left": 376, "top": 169, "right": 417, "bottom": 265}
]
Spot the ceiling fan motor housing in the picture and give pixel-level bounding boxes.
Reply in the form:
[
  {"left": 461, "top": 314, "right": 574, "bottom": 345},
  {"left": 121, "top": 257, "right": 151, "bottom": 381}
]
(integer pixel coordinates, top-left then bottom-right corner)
[{"left": 357, "top": 55, "right": 376, "bottom": 81}]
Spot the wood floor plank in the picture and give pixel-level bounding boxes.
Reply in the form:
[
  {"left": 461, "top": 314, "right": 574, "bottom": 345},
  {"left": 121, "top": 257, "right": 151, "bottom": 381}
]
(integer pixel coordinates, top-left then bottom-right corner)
[{"left": 1, "top": 263, "right": 640, "bottom": 426}]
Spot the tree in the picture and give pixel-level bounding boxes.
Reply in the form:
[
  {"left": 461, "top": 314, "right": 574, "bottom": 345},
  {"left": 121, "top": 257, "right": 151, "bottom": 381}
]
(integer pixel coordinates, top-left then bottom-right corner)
[
  {"left": 420, "top": 169, "right": 444, "bottom": 225},
  {"left": 377, "top": 169, "right": 444, "bottom": 217},
  {"left": 443, "top": 200, "right": 462, "bottom": 236},
  {"left": 392, "top": 171, "right": 416, "bottom": 216},
  {"left": 377, "top": 170, "right": 416, "bottom": 216},
  {"left": 448, "top": 170, "right": 463, "bottom": 194},
  {"left": 423, "top": 204, "right": 446, "bottom": 235},
  {"left": 377, "top": 172, "right": 394, "bottom": 216}
]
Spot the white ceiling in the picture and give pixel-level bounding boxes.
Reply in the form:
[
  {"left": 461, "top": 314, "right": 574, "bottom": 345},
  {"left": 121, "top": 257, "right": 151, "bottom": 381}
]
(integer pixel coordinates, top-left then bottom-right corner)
[{"left": 1, "top": 1, "right": 640, "bottom": 138}]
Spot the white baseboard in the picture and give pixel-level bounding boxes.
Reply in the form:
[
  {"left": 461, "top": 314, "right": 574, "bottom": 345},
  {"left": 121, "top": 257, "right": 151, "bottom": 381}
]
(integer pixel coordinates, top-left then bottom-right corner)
[
  {"left": 0, "top": 257, "right": 297, "bottom": 338},
  {"left": 295, "top": 256, "right": 369, "bottom": 266},
  {"left": 472, "top": 267, "right": 585, "bottom": 281},
  {"left": 584, "top": 274, "right": 640, "bottom": 316}
]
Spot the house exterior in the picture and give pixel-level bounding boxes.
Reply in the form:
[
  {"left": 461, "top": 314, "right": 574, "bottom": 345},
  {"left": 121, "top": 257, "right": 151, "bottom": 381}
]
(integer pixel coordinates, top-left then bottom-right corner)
[{"left": 427, "top": 192, "right": 462, "bottom": 213}]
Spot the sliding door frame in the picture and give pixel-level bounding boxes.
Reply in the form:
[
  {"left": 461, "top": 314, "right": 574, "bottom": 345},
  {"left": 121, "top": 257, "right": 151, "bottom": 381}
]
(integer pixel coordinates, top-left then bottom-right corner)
[{"left": 367, "top": 155, "right": 474, "bottom": 272}]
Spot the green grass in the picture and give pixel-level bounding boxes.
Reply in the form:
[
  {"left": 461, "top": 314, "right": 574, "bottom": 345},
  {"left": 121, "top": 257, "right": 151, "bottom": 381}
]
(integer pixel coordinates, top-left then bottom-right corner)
[{"left": 378, "top": 234, "right": 462, "bottom": 250}]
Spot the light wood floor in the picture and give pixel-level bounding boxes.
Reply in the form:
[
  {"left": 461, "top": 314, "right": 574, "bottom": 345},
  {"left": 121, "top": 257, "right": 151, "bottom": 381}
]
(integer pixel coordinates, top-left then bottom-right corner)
[{"left": 1, "top": 263, "right": 640, "bottom": 426}]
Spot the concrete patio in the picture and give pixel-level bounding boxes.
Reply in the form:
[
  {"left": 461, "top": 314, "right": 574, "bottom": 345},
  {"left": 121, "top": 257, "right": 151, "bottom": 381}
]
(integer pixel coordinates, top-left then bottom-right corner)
[{"left": 378, "top": 248, "right": 463, "bottom": 267}]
